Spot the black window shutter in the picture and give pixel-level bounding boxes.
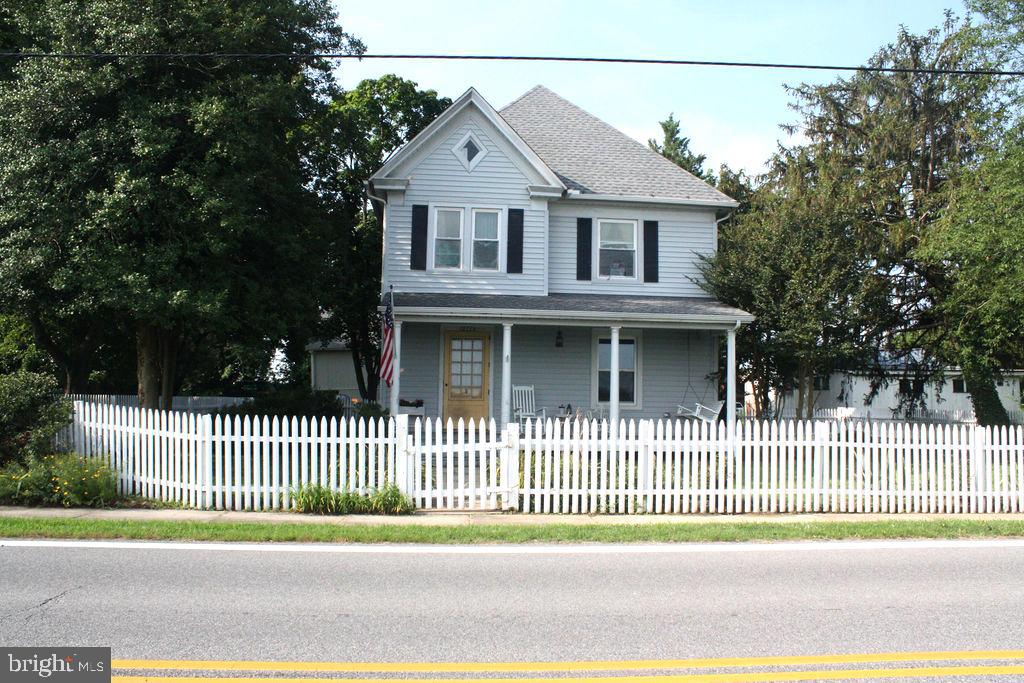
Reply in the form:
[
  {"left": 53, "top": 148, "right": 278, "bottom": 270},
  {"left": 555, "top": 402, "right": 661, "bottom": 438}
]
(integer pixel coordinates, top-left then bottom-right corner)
[
  {"left": 410, "top": 205, "right": 428, "bottom": 270},
  {"left": 576, "top": 218, "right": 592, "bottom": 281},
  {"left": 507, "top": 209, "right": 524, "bottom": 274},
  {"left": 643, "top": 220, "right": 659, "bottom": 283}
]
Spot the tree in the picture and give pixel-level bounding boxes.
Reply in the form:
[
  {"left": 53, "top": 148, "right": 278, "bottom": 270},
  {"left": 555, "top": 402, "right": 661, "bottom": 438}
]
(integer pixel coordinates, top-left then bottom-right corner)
[
  {"left": 0, "top": 1, "right": 363, "bottom": 408},
  {"left": 700, "top": 149, "right": 875, "bottom": 418},
  {"left": 649, "top": 114, "right": 715, "bottom": 183},
  {"left": 783, "top": 14, "right": 1010, "bottom": 423},
  {"left": 918, "top": 133, "right": 1024, "bottom": 421},
  {"left": 312, "top": 76, "right": 450, "bottom": 400}
]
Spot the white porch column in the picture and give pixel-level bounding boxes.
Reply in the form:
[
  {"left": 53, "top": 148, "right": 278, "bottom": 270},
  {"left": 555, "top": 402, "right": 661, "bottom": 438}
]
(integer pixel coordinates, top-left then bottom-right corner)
[
  {"left": 726, "top": 325, "right": 737, "bottom": 434},
  {"left": 388, "top": 320, "right": 402, "bottom": 417},
  {"left": 609, "top": 326, "right": 621, "bottom": 427},
  {"left": 501, "top": 323, "right": 513, "bottom": 427}
]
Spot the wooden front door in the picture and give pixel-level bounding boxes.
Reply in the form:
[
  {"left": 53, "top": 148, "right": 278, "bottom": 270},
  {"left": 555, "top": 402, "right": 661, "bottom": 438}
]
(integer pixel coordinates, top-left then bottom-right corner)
[{"left": 443, "top": 331, "right": 490, "bottom": 422}]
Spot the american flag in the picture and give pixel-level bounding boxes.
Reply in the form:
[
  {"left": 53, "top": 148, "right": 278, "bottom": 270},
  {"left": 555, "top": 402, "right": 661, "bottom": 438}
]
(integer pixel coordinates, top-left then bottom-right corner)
[{"left": 379, "top": 287, "right": 395, "bottom": 387}]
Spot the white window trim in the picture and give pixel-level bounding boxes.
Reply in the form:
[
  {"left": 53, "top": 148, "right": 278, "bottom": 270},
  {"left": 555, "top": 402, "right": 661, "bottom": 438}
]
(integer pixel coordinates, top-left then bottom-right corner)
[
  {"left": 594, "top": 218, "right": 639, "bottom": 281},
  {"left": 591, "top": 331, "right": 643, "bottom": 410},
  {"left": 430, "top": 206, "right": 464, "bottom": 271},
  {"left": 452, "top": 131, "right": 489, "bottom": 172},
  {"left": 427, "top": 204, "right": 506, "bottom": 274},
  {"left": 471, "top": 208, "right": 501, "bottom": 272}
]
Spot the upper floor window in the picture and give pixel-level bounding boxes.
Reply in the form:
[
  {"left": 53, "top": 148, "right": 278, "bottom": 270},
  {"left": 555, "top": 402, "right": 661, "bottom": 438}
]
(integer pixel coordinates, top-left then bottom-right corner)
[
  {"left": 952, "top": 378, "right": 967, "bottom": 394},
  {"left": 472, "top": 209, "right": 499, "bottom": 270},
  {"left": 813, "top": 375, "right": 830, "bottom": 391},
  {"left": 434, "top": 208, "right": 463, "bottom": 269},
  {"left": 598, "top": 219, "right": 636, "bottom": 278},
  {"left": 452, "top": 131, "right": 488, "bottom": 172}
]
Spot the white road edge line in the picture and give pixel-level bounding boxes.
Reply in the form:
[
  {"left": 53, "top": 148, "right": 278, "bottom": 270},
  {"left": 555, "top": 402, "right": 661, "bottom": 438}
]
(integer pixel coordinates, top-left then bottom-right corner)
[{"left": 2, "top": 538, "right": 1024, "bottom": 554}]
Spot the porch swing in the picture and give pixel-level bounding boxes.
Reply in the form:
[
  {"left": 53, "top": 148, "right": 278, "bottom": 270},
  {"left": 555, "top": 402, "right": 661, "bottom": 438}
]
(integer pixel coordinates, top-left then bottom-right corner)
[{"left": 675, "top": 333, "right": 725, "bottom": 423}]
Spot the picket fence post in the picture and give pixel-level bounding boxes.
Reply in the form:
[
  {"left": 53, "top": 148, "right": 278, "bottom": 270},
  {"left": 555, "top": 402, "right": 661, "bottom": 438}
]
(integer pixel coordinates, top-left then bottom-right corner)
[
  {"left": 201, "top": 413, "right": 214, "bottom": 510},
  {"left": 972, "top": 424, "right": 986, "bottom": 512},
  {"left": 393, "top": 414, "right": 411, "bottom": 498},
  {"left": 503, "top": 423, "right": 521, "bottom": 511}
]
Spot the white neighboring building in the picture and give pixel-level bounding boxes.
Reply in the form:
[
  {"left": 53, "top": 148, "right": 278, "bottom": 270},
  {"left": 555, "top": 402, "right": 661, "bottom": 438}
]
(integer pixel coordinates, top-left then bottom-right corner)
[
  {"left": 307, "top": 340, "right": 362, "bottom": 397},
  {"left": 774, "top": 369, "right": 1024, "bottom": 422}
]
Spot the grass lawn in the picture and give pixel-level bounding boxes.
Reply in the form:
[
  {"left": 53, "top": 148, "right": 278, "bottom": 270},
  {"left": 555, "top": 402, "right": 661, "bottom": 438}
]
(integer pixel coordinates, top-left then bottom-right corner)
[{"left": 1, "top": 516, "right": 1023, "bottom": 544}]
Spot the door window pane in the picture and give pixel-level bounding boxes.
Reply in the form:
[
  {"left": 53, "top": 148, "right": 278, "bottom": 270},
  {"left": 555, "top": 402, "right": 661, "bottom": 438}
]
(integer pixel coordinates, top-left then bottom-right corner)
[{"left": 450, "top": 337, "right": 485, "bottom": 398}]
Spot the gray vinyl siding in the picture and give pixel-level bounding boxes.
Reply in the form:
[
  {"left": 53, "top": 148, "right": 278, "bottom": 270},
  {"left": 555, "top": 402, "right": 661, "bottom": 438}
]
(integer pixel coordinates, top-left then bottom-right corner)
[
  {"left": 382, "top": 109, "right": 547, "bottom": 296},
  {"left": 547, "top": 200, "right": 717, "bottom": 297},
  {"left": 389, "top": 323, "right": 718, "bottom": 422},
  {"left": 382, "top": 322, "right": 442, "bottom": 418}
]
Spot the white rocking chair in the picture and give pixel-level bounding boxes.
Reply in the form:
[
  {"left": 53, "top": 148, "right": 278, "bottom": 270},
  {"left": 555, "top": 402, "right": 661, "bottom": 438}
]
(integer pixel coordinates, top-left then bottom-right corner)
[
  {"left": 677, "top": 400, "right": 725, "bottom": 423},
  {"left": 512, "top": 385, "right": 546, "bottom": 429}
]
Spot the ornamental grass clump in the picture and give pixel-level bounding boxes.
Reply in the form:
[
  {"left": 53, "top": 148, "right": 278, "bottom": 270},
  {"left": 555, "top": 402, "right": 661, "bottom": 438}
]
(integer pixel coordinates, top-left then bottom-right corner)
[
  {"left": 290, "top": 483, "right": 412, "bottom": 515},
  {"left": 0, "top": 453, "right": 117, "bottom": 508}
]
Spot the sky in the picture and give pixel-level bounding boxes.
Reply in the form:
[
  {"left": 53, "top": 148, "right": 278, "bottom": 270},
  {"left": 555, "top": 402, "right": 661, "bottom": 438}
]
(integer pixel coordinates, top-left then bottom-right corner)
[{"left": 332, "top": 0, "right": 968, "bottom": 177}]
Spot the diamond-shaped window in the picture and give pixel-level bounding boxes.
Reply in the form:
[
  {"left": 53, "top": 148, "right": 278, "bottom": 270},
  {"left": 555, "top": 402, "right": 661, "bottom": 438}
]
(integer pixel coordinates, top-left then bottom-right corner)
[
  {"left": 464, "top": 138, "right": 480, "bottom": 162},
  {"left": 452, "top": 131, "right": 487, "bottom": 171}
]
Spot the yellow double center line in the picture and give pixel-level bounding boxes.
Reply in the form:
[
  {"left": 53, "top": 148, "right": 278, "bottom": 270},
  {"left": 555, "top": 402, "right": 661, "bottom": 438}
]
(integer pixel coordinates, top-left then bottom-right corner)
[{"left": 111, "top": 650, "right": 1024, "bottom": 682}]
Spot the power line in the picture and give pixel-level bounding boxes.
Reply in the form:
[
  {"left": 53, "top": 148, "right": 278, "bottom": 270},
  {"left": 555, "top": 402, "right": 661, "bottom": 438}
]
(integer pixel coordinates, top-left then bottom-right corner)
[{"left": 0, "top": 51, "right": 1019, "bottom": 76}]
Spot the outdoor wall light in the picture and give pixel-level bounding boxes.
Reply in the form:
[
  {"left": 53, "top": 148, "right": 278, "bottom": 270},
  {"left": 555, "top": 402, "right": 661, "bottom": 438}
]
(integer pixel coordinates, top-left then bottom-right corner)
[{"left": 555, "top": 330, "right": 564, "bottom": 348}]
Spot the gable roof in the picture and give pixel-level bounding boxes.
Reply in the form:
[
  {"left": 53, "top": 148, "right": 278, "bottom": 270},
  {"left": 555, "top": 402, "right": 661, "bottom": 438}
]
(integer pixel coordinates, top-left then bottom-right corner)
[
  {"left": 500, "top": 85, "right": 736, "bottom": 206},
  {"left": 370, "top": 87, "right": 563, "bottom": 190}
]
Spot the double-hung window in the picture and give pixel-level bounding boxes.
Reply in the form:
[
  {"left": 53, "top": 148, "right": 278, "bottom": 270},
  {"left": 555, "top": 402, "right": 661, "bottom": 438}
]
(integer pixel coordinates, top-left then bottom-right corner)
[
  {"left": 598, "top": 219, "right": 636, "bottom": 278},
  {"left": 596, "top": 336, "right": 638, "bottom": 405},
  {"left": 472, "top": 209, "right": 500, "bottom": 271},
  {"left": 434, "top": 208, "right": 463, "bottom": 269}
]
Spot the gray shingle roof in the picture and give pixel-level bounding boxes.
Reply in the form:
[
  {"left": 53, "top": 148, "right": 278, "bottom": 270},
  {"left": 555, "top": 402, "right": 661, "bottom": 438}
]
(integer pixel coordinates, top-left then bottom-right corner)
[
  {"left": 385, "top": 292, "right": 752, "bottom": 324},
  {"left": 499, "top": 86, "right": 735, "bottom": 205}
]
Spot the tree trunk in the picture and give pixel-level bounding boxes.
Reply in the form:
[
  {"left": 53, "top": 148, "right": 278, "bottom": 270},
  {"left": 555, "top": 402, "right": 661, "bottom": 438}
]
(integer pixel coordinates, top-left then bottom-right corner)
[
  {"left": 351, "top": 343, "right": 369, "bottom": 399},
  {"left": 136, "top": 323, "right": 161, "bottom": 410},
  {"left": 27, "top": 309, "right": 94, "bottom": 394},
  {"left": 64, "top": 363, "right": 91, "bottom": 394},
  {"left": 962, "top": 359, "right": 1010, "bottom": 426},
  {"left": 795, "top": 364, "right": 806, "bottom": 420},
  {"left": 159, "top": 329, "right": 181, "bottom": 410}
]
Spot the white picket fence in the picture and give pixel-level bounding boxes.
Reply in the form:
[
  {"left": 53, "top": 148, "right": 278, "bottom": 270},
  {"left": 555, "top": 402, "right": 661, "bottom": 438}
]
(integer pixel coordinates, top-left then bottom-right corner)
[
  {"left": 813, "top": 405, "right": 1024, "bottom": 425},
  {"left": 65, "top": 401, "right": 1024, "bottom": 514}
]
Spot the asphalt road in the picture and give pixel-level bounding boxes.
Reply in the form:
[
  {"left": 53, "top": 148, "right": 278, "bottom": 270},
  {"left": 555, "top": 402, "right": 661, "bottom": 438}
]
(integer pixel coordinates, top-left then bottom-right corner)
[{"left": 2, "top": 539, "right": 1024, "bottom": 680}]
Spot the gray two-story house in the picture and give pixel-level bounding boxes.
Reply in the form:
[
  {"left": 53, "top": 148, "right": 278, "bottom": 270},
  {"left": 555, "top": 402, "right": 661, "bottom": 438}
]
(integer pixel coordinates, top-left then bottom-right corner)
[{"left": 368, "top": 85, "right": 752, "bottom": 428}]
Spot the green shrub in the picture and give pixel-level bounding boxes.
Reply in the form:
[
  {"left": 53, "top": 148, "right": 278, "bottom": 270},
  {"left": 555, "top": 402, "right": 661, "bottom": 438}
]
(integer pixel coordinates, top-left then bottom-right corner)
[
  {"left": 354, "top": 400, "right": 389, "bottom": 421},
  {"left": 290, "top": 483, "right": 412, "bottom": 515},
  {"left": 0, "top": 453, "right": 117, "bottom": 507},
  {"left": 0, "top": 371, "right": 72, "bottom": 466},
  {"left": 368, "top": 483, "right": 415, "bottom": 515}
]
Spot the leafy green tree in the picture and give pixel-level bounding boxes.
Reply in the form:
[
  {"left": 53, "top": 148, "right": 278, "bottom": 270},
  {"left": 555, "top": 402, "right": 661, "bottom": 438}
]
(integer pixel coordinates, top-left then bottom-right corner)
[
  {"left": 701, "top": 149, "right": 875, "bottom": 418},
  {"left": 783, "top": 15, "right": 1010, "bottom": 422},
  {"left": 0, "top": 1, "right": 362, "bottom": 408},
  {"left": 0, "top": 315, "right": 52, "bottom": 376},
  {"left": 0, "top": 371, "right": 71, "bottom": 466},
  {"left": 918, "top": 134, "right": 1024, "bottom": 421},
  {"left": 649, "top": 114, "right": 715, "bottom": 183},
  {"left": 312, "top": 76, "right": 450, "bottom": 400}
]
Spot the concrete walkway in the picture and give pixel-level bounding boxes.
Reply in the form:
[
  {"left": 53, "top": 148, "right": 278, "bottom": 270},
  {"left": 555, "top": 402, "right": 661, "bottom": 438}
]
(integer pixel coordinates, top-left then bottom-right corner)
[{"left": 2, "top": 505, "right": 1023, "bottom": 526}]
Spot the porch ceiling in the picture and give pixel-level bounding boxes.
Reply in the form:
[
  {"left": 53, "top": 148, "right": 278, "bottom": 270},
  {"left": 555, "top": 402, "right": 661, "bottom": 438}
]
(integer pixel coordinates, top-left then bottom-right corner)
[{"left": 381, "top": 292, "right": 753, "bottom": 329}]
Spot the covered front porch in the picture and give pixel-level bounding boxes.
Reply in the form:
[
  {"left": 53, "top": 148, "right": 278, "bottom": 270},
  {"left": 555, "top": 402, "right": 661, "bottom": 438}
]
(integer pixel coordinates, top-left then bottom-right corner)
[{"left": 381, "top": 293, "right": 752, "bottom": 430}]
